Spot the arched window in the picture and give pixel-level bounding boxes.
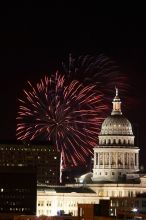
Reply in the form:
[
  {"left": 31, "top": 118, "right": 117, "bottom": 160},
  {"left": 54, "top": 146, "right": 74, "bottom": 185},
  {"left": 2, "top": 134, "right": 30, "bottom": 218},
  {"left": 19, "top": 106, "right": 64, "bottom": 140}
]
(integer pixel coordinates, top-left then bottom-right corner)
[{"left": 119, "top": 139, "right": 121, "bottom": 145}]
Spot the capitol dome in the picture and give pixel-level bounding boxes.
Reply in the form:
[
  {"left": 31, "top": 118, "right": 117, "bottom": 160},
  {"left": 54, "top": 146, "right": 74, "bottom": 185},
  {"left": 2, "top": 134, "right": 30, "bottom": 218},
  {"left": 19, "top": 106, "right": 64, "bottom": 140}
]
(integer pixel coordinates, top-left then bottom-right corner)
[{"left": 100, "top": 115, "right": 133, "bottom": 135}]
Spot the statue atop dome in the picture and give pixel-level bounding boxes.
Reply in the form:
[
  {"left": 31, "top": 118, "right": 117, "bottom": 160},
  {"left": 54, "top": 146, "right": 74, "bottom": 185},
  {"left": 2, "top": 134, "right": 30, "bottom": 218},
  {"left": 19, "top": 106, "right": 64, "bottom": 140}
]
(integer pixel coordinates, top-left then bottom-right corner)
[{"left": 115, "top": 86, "right": 118, "bottom": 96}]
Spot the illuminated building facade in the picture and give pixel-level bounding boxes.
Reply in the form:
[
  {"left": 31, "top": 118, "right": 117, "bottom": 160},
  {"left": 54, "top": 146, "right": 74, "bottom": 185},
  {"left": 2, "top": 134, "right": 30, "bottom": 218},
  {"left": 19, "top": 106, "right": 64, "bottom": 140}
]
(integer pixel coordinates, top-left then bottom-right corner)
[
  {"left": 0, "top": 142, "right": 60, "bottom": 185},
  {"left": 37, "top": 178, "right": 146, "bottom": 216},
  {"left": 37, "top": 185, "right": 97, "bottom": 216}
]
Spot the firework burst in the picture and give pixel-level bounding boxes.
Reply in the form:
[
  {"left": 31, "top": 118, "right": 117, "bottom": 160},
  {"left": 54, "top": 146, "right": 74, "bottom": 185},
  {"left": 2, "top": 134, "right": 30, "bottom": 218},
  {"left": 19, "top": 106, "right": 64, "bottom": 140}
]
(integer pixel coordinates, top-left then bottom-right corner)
[
  {"left": 16, "top": 72, "right": 107, "bottom": 169},
  {"left": 62, "top": 54, "right": 129, "bottom": 101}
]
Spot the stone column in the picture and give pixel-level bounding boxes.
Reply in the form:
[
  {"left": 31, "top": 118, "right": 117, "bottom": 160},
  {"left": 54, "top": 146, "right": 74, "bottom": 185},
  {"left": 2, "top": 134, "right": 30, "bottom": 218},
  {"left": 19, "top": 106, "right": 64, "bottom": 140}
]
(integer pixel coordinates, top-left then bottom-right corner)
[
  {"left": 123, "top": 152, "right": 125, "bottom": 169},
  {"left": 109, "top": 152, "right": 111, "bottom": 168},
  {"left": 99, "top": 152, "right": 101, "bottom": 167},
  {"left": 132, "top": 153, "right": 134, "bottom": 168},
  {"left": 103, "top": 152, "right": 105, "bottom": 168},
  {"left": 137, "top": 153, "right": 139, "bottom": 169},
  {"left": 104, "top": 152, "right": 107, "bottom": 166},
  {"left": 99, "top": 152, "right": 103, "bottom": 167},
  {"left": 93, "top": 150, "right": 96, "bottom": 169},
  {"left": 128, "top": 153, "right": 130, "bottom": 169},
  {"left": 107, "top": 153, "right": 109, "bottom": 166},
  {"left": 135, "top": 153, "right": 137, "bottom": 167},
  {"left": 116, "top": 152, "right": 118, "bottom": 168}
]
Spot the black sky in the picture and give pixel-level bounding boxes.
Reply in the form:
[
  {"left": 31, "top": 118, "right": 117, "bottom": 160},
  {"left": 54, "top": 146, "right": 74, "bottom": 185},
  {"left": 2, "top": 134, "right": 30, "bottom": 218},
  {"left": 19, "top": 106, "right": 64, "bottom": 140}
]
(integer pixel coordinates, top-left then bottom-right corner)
[{"left": 0, "top": 6, "right": 146, "bottom": 167}]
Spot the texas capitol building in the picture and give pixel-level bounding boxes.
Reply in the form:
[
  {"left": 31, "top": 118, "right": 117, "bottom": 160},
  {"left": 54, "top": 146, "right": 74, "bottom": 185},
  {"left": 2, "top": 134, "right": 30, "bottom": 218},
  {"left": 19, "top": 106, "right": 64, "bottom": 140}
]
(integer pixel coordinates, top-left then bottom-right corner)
[{"left": 37, "top": 89, "right": 146, "bottom": 216}]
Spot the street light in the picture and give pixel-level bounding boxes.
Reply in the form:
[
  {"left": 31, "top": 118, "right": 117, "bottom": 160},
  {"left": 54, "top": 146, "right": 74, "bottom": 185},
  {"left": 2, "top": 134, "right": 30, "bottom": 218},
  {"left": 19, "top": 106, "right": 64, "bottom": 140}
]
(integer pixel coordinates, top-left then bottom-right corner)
[{"left": 132, "top": 208, "right": 138, "bottom": 220}]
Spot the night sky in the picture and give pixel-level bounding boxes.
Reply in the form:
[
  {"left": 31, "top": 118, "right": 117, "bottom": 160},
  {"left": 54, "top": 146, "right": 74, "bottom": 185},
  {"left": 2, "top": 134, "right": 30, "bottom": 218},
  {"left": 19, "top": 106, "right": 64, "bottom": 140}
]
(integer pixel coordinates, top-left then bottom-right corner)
[{"left": 0, "top": 7, "right": 146, "bottom": 168}]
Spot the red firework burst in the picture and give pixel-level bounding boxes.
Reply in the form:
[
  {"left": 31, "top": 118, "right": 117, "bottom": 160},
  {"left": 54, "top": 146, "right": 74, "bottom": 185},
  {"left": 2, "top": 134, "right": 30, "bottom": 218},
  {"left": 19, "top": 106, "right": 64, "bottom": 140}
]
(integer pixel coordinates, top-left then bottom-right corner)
[{"left": 16, "top": 72, "right": 107, "bottom": 169}]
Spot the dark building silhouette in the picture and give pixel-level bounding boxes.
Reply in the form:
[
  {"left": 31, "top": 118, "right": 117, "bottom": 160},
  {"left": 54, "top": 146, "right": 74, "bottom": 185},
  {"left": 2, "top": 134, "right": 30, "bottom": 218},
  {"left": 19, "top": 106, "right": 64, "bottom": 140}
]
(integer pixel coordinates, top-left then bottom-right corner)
[
  {"left": 0, "top": 141, "right": 60, "bottom": 185},
  {"left": 0, "top": 166, "right": 37, "bottom": 215},
  {"left": 78, "top": 200, "right": 110, "bottom": 220}
]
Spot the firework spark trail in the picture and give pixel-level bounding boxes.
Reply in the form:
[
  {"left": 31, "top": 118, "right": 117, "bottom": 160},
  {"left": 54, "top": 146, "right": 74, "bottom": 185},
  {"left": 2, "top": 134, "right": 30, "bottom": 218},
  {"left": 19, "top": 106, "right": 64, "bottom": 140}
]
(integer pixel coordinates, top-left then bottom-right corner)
[{"left": 16, "top": 72, "right": 107, "bottom": 169}]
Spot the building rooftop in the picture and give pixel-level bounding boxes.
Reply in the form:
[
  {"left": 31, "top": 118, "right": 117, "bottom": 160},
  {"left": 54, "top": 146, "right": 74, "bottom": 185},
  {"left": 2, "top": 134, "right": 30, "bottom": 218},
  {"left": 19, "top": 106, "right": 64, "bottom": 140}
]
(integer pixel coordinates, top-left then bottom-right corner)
[{"left": 37, "top": 185, "right": 96, "bottom": 193}]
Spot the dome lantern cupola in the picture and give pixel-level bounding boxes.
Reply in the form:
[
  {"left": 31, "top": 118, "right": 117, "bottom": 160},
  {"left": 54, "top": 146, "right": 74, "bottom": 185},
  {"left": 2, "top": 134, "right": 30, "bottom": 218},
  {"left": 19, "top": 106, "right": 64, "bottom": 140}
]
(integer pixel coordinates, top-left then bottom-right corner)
[{"left": 111, "top": 87, "right": 122, "bottom": 115}]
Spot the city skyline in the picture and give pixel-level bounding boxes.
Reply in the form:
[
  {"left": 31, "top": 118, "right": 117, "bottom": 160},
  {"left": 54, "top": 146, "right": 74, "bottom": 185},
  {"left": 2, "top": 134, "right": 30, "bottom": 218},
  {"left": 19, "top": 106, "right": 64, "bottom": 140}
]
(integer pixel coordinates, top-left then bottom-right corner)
[{"left": 0, "top": 7, "right": 146, "bottom": 168}]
